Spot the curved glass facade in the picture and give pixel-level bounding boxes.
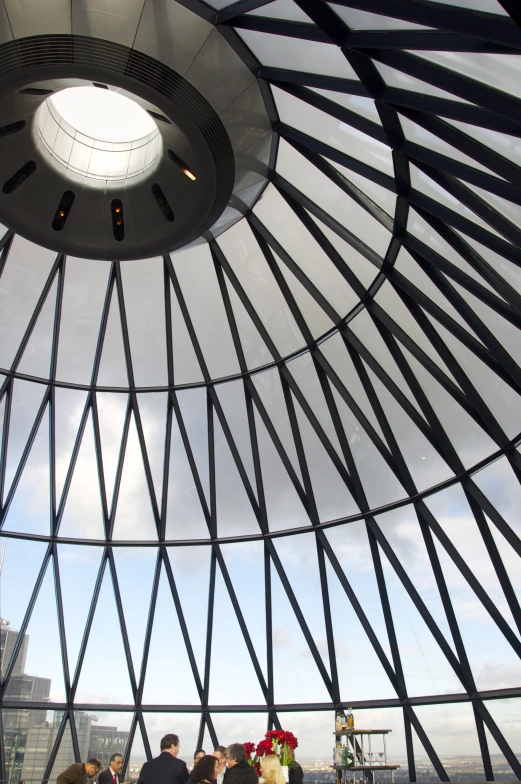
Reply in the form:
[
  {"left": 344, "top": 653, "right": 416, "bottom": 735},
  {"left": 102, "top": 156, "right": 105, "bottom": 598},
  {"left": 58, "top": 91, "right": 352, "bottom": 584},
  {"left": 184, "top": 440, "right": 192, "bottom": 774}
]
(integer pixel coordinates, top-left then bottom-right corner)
[{"left": 1, "top": 0, "right": 521, "bottom": 782}]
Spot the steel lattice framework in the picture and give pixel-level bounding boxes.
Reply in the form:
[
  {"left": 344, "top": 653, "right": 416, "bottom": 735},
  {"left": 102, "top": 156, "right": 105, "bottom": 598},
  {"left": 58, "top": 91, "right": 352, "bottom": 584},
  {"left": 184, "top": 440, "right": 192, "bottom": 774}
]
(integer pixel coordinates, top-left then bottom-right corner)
[{"left": 1, "top": 0, "right": 521, "bottom": 782}]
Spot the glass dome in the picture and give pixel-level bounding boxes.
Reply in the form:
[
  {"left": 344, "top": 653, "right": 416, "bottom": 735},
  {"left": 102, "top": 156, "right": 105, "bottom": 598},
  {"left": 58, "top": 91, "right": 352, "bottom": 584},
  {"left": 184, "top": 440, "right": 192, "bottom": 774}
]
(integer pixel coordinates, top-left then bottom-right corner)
[{"left": 1, "top": 0, "right": 521, "bottom": 782}]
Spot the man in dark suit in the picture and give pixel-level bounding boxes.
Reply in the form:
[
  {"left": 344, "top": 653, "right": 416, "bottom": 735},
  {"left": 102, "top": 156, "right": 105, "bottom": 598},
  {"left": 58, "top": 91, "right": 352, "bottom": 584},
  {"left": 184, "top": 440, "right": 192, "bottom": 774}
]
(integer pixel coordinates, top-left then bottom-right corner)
[
  {"left": 99, "top": 753, "right": 129, "bottom": 784},
  {"left": 223, "top": 745, "right": 257, "bottom": 784},
  {"left": 137, "top": 734, "right": 189, "bottom": 784}
]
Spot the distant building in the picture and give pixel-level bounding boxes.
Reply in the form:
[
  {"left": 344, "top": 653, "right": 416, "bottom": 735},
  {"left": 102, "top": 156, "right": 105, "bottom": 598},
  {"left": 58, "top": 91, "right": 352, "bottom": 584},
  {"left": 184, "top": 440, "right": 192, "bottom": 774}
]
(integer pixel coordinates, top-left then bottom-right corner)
[
  {"left": 3, "top": 672, "right": 51, "bottom": 783},
  {"left": 1, "top": 619, "right": 29, "bottom": 678},
  {"left": 89, "top": 725, "right": 130, "bottom": 767},
  {"left": 21, "top": 711, "right": 95, "bottom": 783}
]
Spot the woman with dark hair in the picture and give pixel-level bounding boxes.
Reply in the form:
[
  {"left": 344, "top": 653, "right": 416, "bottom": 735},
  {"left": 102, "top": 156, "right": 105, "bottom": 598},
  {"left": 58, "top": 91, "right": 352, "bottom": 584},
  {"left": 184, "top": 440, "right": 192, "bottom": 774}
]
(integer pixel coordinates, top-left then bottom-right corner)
[
  {"left": 190, "top": 755, "right": 219, "bottom": 784},
  {"left": 193, "top": 750, "right": 206, "bottom": 770}
]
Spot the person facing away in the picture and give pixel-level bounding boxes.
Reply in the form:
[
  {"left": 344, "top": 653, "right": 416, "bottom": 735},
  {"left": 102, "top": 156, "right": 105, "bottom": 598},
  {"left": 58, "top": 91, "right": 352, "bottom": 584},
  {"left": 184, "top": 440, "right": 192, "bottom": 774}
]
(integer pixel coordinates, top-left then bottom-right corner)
[
  {"left": 260, "top": 756, "right": 285, "bottom": 784},
  {"left": 193, "top": 750, "right": 206, "bottom": 770},
  {"left": 213, "top": 746, "right": 227, "bottom": 784},
  {"left": 223, "top": 744, "right": 258, "bottom": 784},
  {"left": 190, "top": 755, "right": 219, "bottom": 784},
  {"left": 57, "top": 758, "right": 101, "bottom": 784},
  {"left": 137, "top": 733, "right": 190, "bottom": 784},
  {"left": 287, "top": 747, "right": 303, "bottom": 784},
  {"left": 98, "top": 753, "right": 130, "bottom": 784}
]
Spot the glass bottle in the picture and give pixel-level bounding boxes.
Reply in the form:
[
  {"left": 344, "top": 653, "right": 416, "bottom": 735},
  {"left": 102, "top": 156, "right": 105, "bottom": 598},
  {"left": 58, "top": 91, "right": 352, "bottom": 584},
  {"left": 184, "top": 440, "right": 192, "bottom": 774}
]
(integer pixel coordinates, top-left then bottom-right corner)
[
  {"left": 335, "top": 710, "right": 344, "bottom": 732},
  {"left": 333, "top": 742, "right": 343, "bottom": 766},
  {"left": 347, "top": 707, "right": 354, "bottom": 730}
]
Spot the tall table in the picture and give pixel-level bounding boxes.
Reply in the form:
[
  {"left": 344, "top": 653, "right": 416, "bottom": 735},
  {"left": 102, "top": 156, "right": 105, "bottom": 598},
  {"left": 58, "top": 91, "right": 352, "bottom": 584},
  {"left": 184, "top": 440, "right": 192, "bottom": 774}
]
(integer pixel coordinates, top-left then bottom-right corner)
[{"left": 332, "top": 729, "right": 400, "bottom": 784}]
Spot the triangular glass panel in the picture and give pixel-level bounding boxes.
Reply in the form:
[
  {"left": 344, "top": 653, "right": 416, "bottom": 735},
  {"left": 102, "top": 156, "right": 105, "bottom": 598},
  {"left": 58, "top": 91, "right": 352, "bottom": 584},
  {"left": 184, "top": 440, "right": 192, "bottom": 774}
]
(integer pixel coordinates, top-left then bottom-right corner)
[
  {"left": 208, "top": 564, "right": 267, "bottom": 705},
  {"left": 54, "top": 386, "right": 89, "bottom": 505},
  {"left": 487, "top": 519, "right": 521, "bottom": 607},
  {"left": 376, "top": 506, "right": 458, "bottom": 655},
  {"left": 270, "top": 557, "right": 332, "bottom": 703},
  {"left": 225, "top": 277, "right": 275, "bottom": 370},
  {"left": 214, "top": 410, "right": 261, "bottom": 538},
  {"left": 136, "top": 392, "right": 168, "bottom": 506},
  {"left": 3, "top": 378, "right": 47, "bottom": 499},
  {"left": 287, "top": 352, "right": 349, "bottom": 462},
  {"left": 0, "top": 236, "right": 56, "bottom": 370},
  {"left": 166, "top": 545, "right": 211, "bottom": 679},
  {"left": 233, "top": 179, "right": 267, "bottom": 211},
  {"left": 349, "top": 308, "right": 426, "bottom": 417},
  {"left": 456, "top": 230, "right": 521, "bottom": 297},
  {"left": 47, "top": 714, "right": 76, "bottom": 783},
  {"left": 169, "top": 279, "right": 204, "bottom": 385},
  {"left": 272, "top": 249, "right": 335, "bottom": 338},
  {"left": 394, "top": 242, "right": 481, "bottom": 338},
  {"left": 404, "top": 210, "right": 497, "bottom": 295},
  {"left": 215, "top": 380, "right": 257, "bottom": 495},
  {"left": 9, "top": 558, "right": 66, "bottom": 702},
  {"left": 57, "top": 543, "right": 104, "bottom": 679},
  {"left": 482, "top": 697, "right": 521, "bottom": 774},
  {"left": 409, "top": 721, "right": 442, "bottom": 782},
  {"left": 96, "top": 390, "right": 128, "bottom": 511},
  {"left": 210, "top": 711, "right": 268, "bottom": 747},
  {"left": 424, "top": 314, "right": 521, "bottom": 440},
  {"left": 412, "top": 702, "right": 486, "bottom": 772},
  {"left": 400, "top": 345, "right": 497, "bottom": 469},
  {"left": 324, "top": 555, "right": 397, "bottom": 701},
  {"left": 176, "top": 387, "right": 210, "bottom": 508},
  {"left": 253, "top": 406, "right": 312, "bottom": 533},
  {"left": 142, "top": 712, "right": 200, "bottom": 762},
  {"left": 251, "top": 365, "right": 303, "bottom": 484},
  {"left": 3, "top": 409, "right": 50, "bottom": 536},
  {"left": 121, "top": 256, "right": 168, "bottom": 387},
  {"left": 432, "top": 533, "right": 521, "bottom": 692},
  {"left": 377, "top": 544, "right": 463, "bottom": 696},
  {"left": 328, "top": 383, "right": 406, "bottom": 509},
  {"left": 220, "top": 540, "right": 267, "bottom": 676},
  {"left": 319, "top": 332, "right": 389, "bottom": 446},
  {"left": 252, "top": 184, "right": 360, "bottom": 321},
  {"left": 291, "top": 390, "right": 360, "bottom": 523},
  {"left": 58, "top": 411, "right": 106, "bottom": 540},
  {"left": 74, "top": 565, "right": 135, "bottom": 704},
  {"left": 216, "top": 215, "right": 305, "bottom": 359},
  {"left": 200, "top": 723, "right": 214, "bottom": 757},
  {"left": 373, "top": 277, "right": 462, "bottom": 386},
  {"left": 141, "top": 562, "right": 201, "bottom": 705},
  {"left": 248, "top": 0, "right": 311, "bottom": 22},
  {"left": 324, "top": 154, "right": 397, "bottom": 217},
  {"left": 112, "top": 547, "right": 159, "bottom": 677},
  {"left": 112, "top": 413, "right": 158, "bottom": 540},
  {"left": 325, "top": 520, "right": 393, "bottom": 663},
  {"left": 365, "top": 365, "right": 454, "bottom": 491},
  {"left": 126, "top": 717, "right": 147, "bottom": 769},
  {"left": 17, "top": 276, "right": 58, "bottom": 379},
  {"left": 56, "top": 256, "right": 110, "bottom": 385},
  {"left": 0, "top": 538, "right": 48, "bottom": 677},
  {"left": 471, "top": 455, "right": 521, "bottom": 542},
  {"left": 449, "top": 275, "right": 521, "bottom": 368},
  {"left": 166, "top": 402, "right": 210, "bottom": 541},
  {"left": 96, "top": 284, "right": 129, "bottom": 387},
  {"left": 273, "top": 532, "right": 331, "bottom": 676},
  {"left": 174, "top": 242, "right": 240, "bottom": 381},
  {"left": 308, "top": 210, "right": 380, "bottom": 290},
  {"left": 424, "top": 483, "right": 519, "bottom": 637}
]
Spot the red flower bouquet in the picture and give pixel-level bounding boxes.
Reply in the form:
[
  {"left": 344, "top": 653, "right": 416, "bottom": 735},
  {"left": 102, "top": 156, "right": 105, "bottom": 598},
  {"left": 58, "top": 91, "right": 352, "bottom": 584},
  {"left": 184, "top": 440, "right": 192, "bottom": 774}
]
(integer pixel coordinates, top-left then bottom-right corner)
[{"left": 245, "top": 729, "right": 299, "bottom": 776}]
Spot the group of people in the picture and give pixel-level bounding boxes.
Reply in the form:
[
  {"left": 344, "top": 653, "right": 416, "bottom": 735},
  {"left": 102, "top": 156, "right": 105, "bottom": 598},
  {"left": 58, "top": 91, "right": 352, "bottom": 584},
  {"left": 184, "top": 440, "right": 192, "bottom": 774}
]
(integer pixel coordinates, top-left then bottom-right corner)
[{"left": 56, "top": 734, "right": 303, "bottom": 784}]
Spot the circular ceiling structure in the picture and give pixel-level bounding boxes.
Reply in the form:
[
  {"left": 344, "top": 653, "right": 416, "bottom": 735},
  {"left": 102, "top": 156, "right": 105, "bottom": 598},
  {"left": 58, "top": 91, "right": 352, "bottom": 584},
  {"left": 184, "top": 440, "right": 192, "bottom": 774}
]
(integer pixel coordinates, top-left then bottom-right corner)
[{"left": 1, "top": 0, "right": 521, "bottom": 782}]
